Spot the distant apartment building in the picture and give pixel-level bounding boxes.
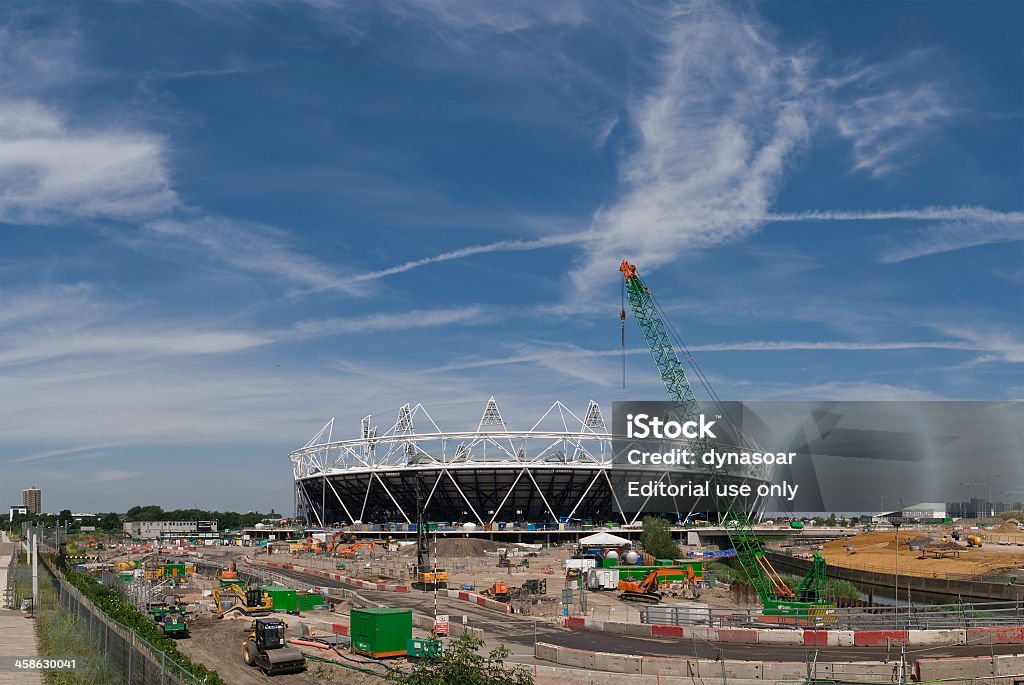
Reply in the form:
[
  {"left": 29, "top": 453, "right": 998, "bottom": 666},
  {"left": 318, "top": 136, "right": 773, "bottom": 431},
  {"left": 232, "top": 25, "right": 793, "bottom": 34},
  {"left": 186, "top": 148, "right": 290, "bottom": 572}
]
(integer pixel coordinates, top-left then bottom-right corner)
[
  {"left": 22, "top": 487, "right": 41, "bottom": 514},
  {"left": 123, "top": 520, "right": 218, "bottom": 540}
]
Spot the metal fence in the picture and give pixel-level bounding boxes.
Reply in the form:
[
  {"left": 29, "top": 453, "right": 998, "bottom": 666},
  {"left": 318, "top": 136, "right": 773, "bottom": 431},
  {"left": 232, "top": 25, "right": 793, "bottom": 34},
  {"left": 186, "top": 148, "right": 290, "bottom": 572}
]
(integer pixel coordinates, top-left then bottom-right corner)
[
  {"left": 43, "top": 559, "right": 206, "bottom": 685},
  {"left": 2, "top": 542, "right": 17, "bottom": 609},
  {"left": 641, "top": 599, "right": 1024, "bottom": 630}
]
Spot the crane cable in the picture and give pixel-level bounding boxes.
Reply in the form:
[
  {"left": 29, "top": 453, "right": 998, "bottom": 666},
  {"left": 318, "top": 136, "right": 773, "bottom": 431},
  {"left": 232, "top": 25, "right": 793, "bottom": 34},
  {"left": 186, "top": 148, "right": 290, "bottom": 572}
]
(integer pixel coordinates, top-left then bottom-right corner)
[{"left": 620, "top": 278, "right": 627, "bottom": 389}]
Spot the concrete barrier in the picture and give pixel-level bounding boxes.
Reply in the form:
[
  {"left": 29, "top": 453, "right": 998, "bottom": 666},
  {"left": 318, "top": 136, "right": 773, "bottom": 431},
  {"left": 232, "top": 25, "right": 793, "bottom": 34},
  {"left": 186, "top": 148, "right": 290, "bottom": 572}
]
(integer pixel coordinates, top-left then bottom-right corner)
[
  {"left": 555, "top": 647, "right": 595, "bottom": 669},
  {"left": 593, "top": 651, "right": 643, "bottom": 674},
  {"left": 536, "top": 639, "right": 1024, "bottom": 684},
  {"left": 969, "top": 626, "right": 1024, "bottom": 644},
  {"left": 761, "top": 661, "right": 805, "bottom": 679},
  {"left": 909, "top": 628, "right": 966, "bottom": 646},
  {"left": 640, "top": 656, "right": 691, "bottom": 676},
  {"left": 651, "top": 624, "right": 684, "bottom": 638},
  {"left": 852, "top": 629, "right": 908, "bottom": 647},
  {"left": 917, "top": 656, "right": 996, "bottom": 680},
  {"left": 716, "top": 628, "right": 758, "bottom": 644},
  {"left": 535, "top": 642, "right": 559, "bottom": 662},
  {"left": 757, "top": 629, "right": 803, "bottom": 644},
  {"left": 624, "top": 622, "right": 653, "bottom": 637}
]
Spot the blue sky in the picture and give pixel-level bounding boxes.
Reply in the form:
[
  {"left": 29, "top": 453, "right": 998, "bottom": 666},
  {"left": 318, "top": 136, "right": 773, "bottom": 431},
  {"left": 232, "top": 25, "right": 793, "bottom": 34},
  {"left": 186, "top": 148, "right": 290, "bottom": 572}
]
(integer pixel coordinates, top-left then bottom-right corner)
[{"left": 1, "top": 1, "right": 1021, "bottom": 515}]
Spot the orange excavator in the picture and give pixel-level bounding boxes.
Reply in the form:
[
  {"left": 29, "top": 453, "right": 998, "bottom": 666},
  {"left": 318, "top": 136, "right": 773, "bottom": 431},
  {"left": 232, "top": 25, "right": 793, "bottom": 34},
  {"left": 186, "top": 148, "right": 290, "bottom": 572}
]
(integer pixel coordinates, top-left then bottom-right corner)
[
  {"left": 326, "top": 531, "right": 355, "bottom": 555},
  {"left": 336, "top": 541, "right": 376, "bottom": 559},
  {"left": 617, "top": 565, "right": 694, "bottom": 604}
]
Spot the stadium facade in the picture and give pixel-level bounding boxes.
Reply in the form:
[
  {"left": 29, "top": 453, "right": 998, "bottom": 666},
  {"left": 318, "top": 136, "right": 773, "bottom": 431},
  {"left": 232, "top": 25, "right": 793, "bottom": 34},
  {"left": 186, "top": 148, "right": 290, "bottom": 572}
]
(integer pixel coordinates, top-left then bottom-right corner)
[{"left": 289, "top": 398, "right": 769, "bottom": 527}]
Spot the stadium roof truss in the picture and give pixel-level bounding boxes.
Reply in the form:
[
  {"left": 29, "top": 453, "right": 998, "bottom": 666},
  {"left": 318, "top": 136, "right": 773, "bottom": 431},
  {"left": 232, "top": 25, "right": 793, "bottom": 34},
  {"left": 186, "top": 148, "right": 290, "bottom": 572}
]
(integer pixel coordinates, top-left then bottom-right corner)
[{"left": 289, "top": 398, "right": 631, "bottom": 527}]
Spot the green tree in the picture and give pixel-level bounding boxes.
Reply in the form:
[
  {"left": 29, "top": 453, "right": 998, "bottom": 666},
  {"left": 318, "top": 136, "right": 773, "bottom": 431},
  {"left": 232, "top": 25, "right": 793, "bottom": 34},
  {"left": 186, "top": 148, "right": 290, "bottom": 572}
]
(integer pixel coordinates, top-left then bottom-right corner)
[
  {"left": 639, "top": 515, "right": 679, "bottom": 559},
  {"left": 388, "top": 634, "right": 532, "bottom": 685},
  {"left": 98, "top": 513, "right": 122, "bottom": 531}
]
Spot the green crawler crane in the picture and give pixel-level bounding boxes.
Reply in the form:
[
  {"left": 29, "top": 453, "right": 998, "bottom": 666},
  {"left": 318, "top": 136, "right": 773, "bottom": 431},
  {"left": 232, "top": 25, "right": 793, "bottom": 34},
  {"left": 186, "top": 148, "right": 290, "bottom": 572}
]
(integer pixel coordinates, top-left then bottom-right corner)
[{"left": 620, "top": 260, "right": 834, "bottom": 625}]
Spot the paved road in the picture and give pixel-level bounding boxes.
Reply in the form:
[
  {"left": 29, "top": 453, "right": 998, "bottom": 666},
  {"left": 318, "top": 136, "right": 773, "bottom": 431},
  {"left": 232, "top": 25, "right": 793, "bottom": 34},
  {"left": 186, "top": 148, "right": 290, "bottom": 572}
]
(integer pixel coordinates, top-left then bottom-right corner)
[{"left": 264, "top": 565, "right": 1024, "bottom": 663}]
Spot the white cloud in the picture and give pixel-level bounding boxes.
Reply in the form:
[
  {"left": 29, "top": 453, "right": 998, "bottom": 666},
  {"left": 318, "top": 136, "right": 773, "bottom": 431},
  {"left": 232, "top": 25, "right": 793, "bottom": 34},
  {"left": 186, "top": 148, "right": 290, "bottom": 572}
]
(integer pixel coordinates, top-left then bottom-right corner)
[
  {"left": 836, "top": 84, "right": 953, "bottom": 177},
  {"left": 0, "top": 100, "right": 176, "bottom": 224},
  {"left": 568, "top": 5, "right": 817, "bottom": 295},
  {"left": 291, "top": 306, "right": 492, "bottom": 336},
  {"left": 879, "top": 219, "right": 1024, "bottom": 263},
  {"left": 761, "top": 381, "right": 946, "bottom": 401},
  {"left": 0, "top": 327, "right": 272, "bottom": 366},
  {"left": 147, "top": 216, "right": 362, "bottom": 295},
  {"left": 351, "top": 232, "right": 591, "bottom": 283}
]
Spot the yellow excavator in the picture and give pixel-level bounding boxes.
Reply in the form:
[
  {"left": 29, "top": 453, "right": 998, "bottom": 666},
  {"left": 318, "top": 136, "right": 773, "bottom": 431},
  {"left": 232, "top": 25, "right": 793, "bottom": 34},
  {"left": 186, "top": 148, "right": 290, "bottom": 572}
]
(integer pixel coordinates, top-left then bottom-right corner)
[{"left": 212, "top": 584, "right": 274, "bottom": 618}]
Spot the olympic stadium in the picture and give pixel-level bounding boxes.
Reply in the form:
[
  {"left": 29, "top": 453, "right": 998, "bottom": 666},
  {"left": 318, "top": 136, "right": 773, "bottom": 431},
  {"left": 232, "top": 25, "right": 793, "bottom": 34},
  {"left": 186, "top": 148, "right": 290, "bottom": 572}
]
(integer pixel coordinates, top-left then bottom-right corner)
[{"left": 289, "top": 398, "right": 772, "bottom": 527}]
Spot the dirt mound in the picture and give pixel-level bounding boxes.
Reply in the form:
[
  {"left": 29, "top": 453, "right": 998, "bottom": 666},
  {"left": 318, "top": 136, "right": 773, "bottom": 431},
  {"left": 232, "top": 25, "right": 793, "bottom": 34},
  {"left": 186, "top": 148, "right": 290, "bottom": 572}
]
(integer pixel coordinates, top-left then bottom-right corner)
[{"left": 399, "top": 537, "right": 501, "bottom": 558}]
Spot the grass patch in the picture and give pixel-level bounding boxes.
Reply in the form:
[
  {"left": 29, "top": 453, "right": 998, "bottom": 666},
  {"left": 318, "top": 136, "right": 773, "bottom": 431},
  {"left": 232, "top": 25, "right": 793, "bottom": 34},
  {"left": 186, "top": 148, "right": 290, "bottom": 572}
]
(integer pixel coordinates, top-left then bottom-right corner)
[
  {"left": 54, "top": 557, "right": 226, "bottom": 685},
  {"left": 706, "top": 560, "right": 862, "bottom": 601},
  {"left": 36, "top": 613, "right": 116, "bottom": 685}
]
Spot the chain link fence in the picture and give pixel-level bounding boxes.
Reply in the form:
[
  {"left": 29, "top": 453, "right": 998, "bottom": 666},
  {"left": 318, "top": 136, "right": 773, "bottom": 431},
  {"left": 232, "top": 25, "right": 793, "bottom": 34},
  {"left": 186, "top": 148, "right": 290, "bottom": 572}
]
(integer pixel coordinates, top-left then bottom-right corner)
[{"left": 42, "top": 558, "right": 206, "bottom": 685}]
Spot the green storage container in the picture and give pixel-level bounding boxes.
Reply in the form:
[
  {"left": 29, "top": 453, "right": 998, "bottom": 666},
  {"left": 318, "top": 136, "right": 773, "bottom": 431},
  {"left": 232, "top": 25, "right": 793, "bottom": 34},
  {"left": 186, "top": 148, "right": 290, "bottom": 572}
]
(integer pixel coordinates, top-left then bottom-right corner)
[
  {"left": 296, "top": 592, "right": 323, "bottom": 611},
  {"left": 163, "top": 563, "right": 187, "bottom": 578},
  {"left": 260, "top": 585, "right": 297, "bottom": 612},
  {"left": 601, "top": 556, "right": 617, "bottom": 568},
  {"left": 119, "top": 573, "right": 134, "bottom": 583},
  {"left": 614, "top": 562, "right": 702, "bottom": 583},
  {"left": 351, "top": 608, "right": 412, "bottom": 658}
]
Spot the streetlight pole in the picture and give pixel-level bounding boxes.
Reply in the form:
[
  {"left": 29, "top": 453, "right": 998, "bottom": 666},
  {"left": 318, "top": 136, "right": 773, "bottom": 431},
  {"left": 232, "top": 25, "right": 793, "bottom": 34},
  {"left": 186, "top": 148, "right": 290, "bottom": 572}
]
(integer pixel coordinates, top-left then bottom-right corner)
[{"left": 893, "top": 521, "right": 901, "bottom": 629}]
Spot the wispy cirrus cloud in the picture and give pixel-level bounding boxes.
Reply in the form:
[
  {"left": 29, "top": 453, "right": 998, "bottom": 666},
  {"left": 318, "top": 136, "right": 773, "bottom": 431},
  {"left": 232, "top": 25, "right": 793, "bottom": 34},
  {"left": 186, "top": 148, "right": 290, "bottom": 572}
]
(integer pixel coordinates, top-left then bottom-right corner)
[
  {"left": 0, "top": 100, "right": 176, "bottom": 224},
  {"left": 836, "top": 84, "right": 953, "bottom": 178},
  {"left": 146, "top": 216, "right": 361, "bottom": 295},
  {"left": 879, "top": 219, "right": 1024, "bottom": 263},
  {"left": 290, "top": 306, "right": 492, "bottom": 336},
  {"left": 566, "top": 3, "right": 819, "bottom": 295}
]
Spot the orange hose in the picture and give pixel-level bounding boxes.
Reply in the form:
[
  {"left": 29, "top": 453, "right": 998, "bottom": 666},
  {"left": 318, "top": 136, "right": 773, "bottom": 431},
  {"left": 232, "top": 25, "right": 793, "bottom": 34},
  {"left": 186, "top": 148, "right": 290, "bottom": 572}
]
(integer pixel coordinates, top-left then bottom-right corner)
[{"left": 289, "top": 639, "right": 331, "bottom": 650}]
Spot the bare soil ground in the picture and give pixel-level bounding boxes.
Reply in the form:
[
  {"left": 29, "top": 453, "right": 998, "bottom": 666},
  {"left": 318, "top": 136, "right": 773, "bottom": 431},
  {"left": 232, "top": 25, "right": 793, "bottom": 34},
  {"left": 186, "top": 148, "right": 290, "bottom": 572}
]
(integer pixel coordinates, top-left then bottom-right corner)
[
  {"left": 819, "top": 528, "right": 1024, "bottom": 578},
  {"left": 176, "top": 612, "right": 385, "bottom": 685}
]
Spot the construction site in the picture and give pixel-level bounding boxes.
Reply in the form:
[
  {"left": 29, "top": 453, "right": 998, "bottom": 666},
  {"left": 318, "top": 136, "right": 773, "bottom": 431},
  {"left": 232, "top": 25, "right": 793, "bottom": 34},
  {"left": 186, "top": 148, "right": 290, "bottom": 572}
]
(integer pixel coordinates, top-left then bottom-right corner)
[{"left": 3, "top": 261, "right": 1021, "bottom": 685}]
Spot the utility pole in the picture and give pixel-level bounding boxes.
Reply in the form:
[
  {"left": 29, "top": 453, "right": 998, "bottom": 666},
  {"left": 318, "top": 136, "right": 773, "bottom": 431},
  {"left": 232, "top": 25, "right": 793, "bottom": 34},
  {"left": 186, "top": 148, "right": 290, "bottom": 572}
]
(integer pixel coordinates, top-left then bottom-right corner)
[{"left": 31, "top": 530, "right": 38, "bottom": 618}]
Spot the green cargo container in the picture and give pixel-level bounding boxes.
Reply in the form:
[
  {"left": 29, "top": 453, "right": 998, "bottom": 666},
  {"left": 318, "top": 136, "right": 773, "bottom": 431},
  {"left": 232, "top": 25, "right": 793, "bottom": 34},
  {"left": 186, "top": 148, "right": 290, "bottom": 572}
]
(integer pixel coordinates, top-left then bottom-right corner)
[
  {"left": 260, "top": 585, "right": 297, "bottom": 612},
  {"left": 615, "top": 561, "right": 702, "bottom": 583},
  {"left": 119, "top": 573, "right": 134, "bottom": 583},
  {"left": 351, "top": 608, "right": 412, "bottom": 658},
  {"left": 296, "top": 592, "right": 324, "bottom": 612},
  {"left": 162, "top": 563, "right": 187, "bottom": 578},
  {"left": 600, "top": 556, "right": 617, "bottom": 568}
]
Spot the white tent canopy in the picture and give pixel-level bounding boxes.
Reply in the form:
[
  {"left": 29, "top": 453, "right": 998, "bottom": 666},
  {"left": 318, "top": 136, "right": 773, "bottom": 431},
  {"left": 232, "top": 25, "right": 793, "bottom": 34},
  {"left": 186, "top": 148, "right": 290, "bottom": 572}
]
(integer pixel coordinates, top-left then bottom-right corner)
[{"left": 578, "top": 532, "right": 631, "bottom": 547}]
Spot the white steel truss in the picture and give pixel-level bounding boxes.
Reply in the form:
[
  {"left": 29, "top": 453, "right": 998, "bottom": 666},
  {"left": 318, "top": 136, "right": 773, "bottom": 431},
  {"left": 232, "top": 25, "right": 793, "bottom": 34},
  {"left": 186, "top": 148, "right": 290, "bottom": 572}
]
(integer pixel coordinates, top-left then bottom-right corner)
[{"left": 290, "top": 398, "right": 768, "bottom": 526}]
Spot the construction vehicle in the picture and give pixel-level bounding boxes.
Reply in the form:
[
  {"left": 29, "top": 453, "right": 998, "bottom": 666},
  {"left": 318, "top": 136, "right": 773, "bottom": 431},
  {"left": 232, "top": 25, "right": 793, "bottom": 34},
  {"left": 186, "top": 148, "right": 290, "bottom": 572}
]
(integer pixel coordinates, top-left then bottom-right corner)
[
  {"left": 497, "top": 550, "right": 511, "bottom": 568},
  {"left": 413, "top": 497, "right": 448, "bottom": 589},
  {"left": 242, "top": 618, "right": 306, "bottom": 676},
  {"left": 967, "top": 535, "right": 983, "bottom": 547},
  {"left": 326, "top": 530, "right": 355, "bottom": 555},
  {"left": 212, "top": 584, "right": 274, "bottom": 619},
  {"left": 336, "top": 541, "right": 377, "bottom": 558},
  {"left": 482, "top": 582, "right": 510, "bottom": 602},
  {"left": 160, "top": 607, "right": 189, "bottom": 638},
  {"left": 620, "top": 260, "right": 835, "bottom": 624},
  {"left": 617, "top": 566, "right": 691, "bottom": 604}
]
